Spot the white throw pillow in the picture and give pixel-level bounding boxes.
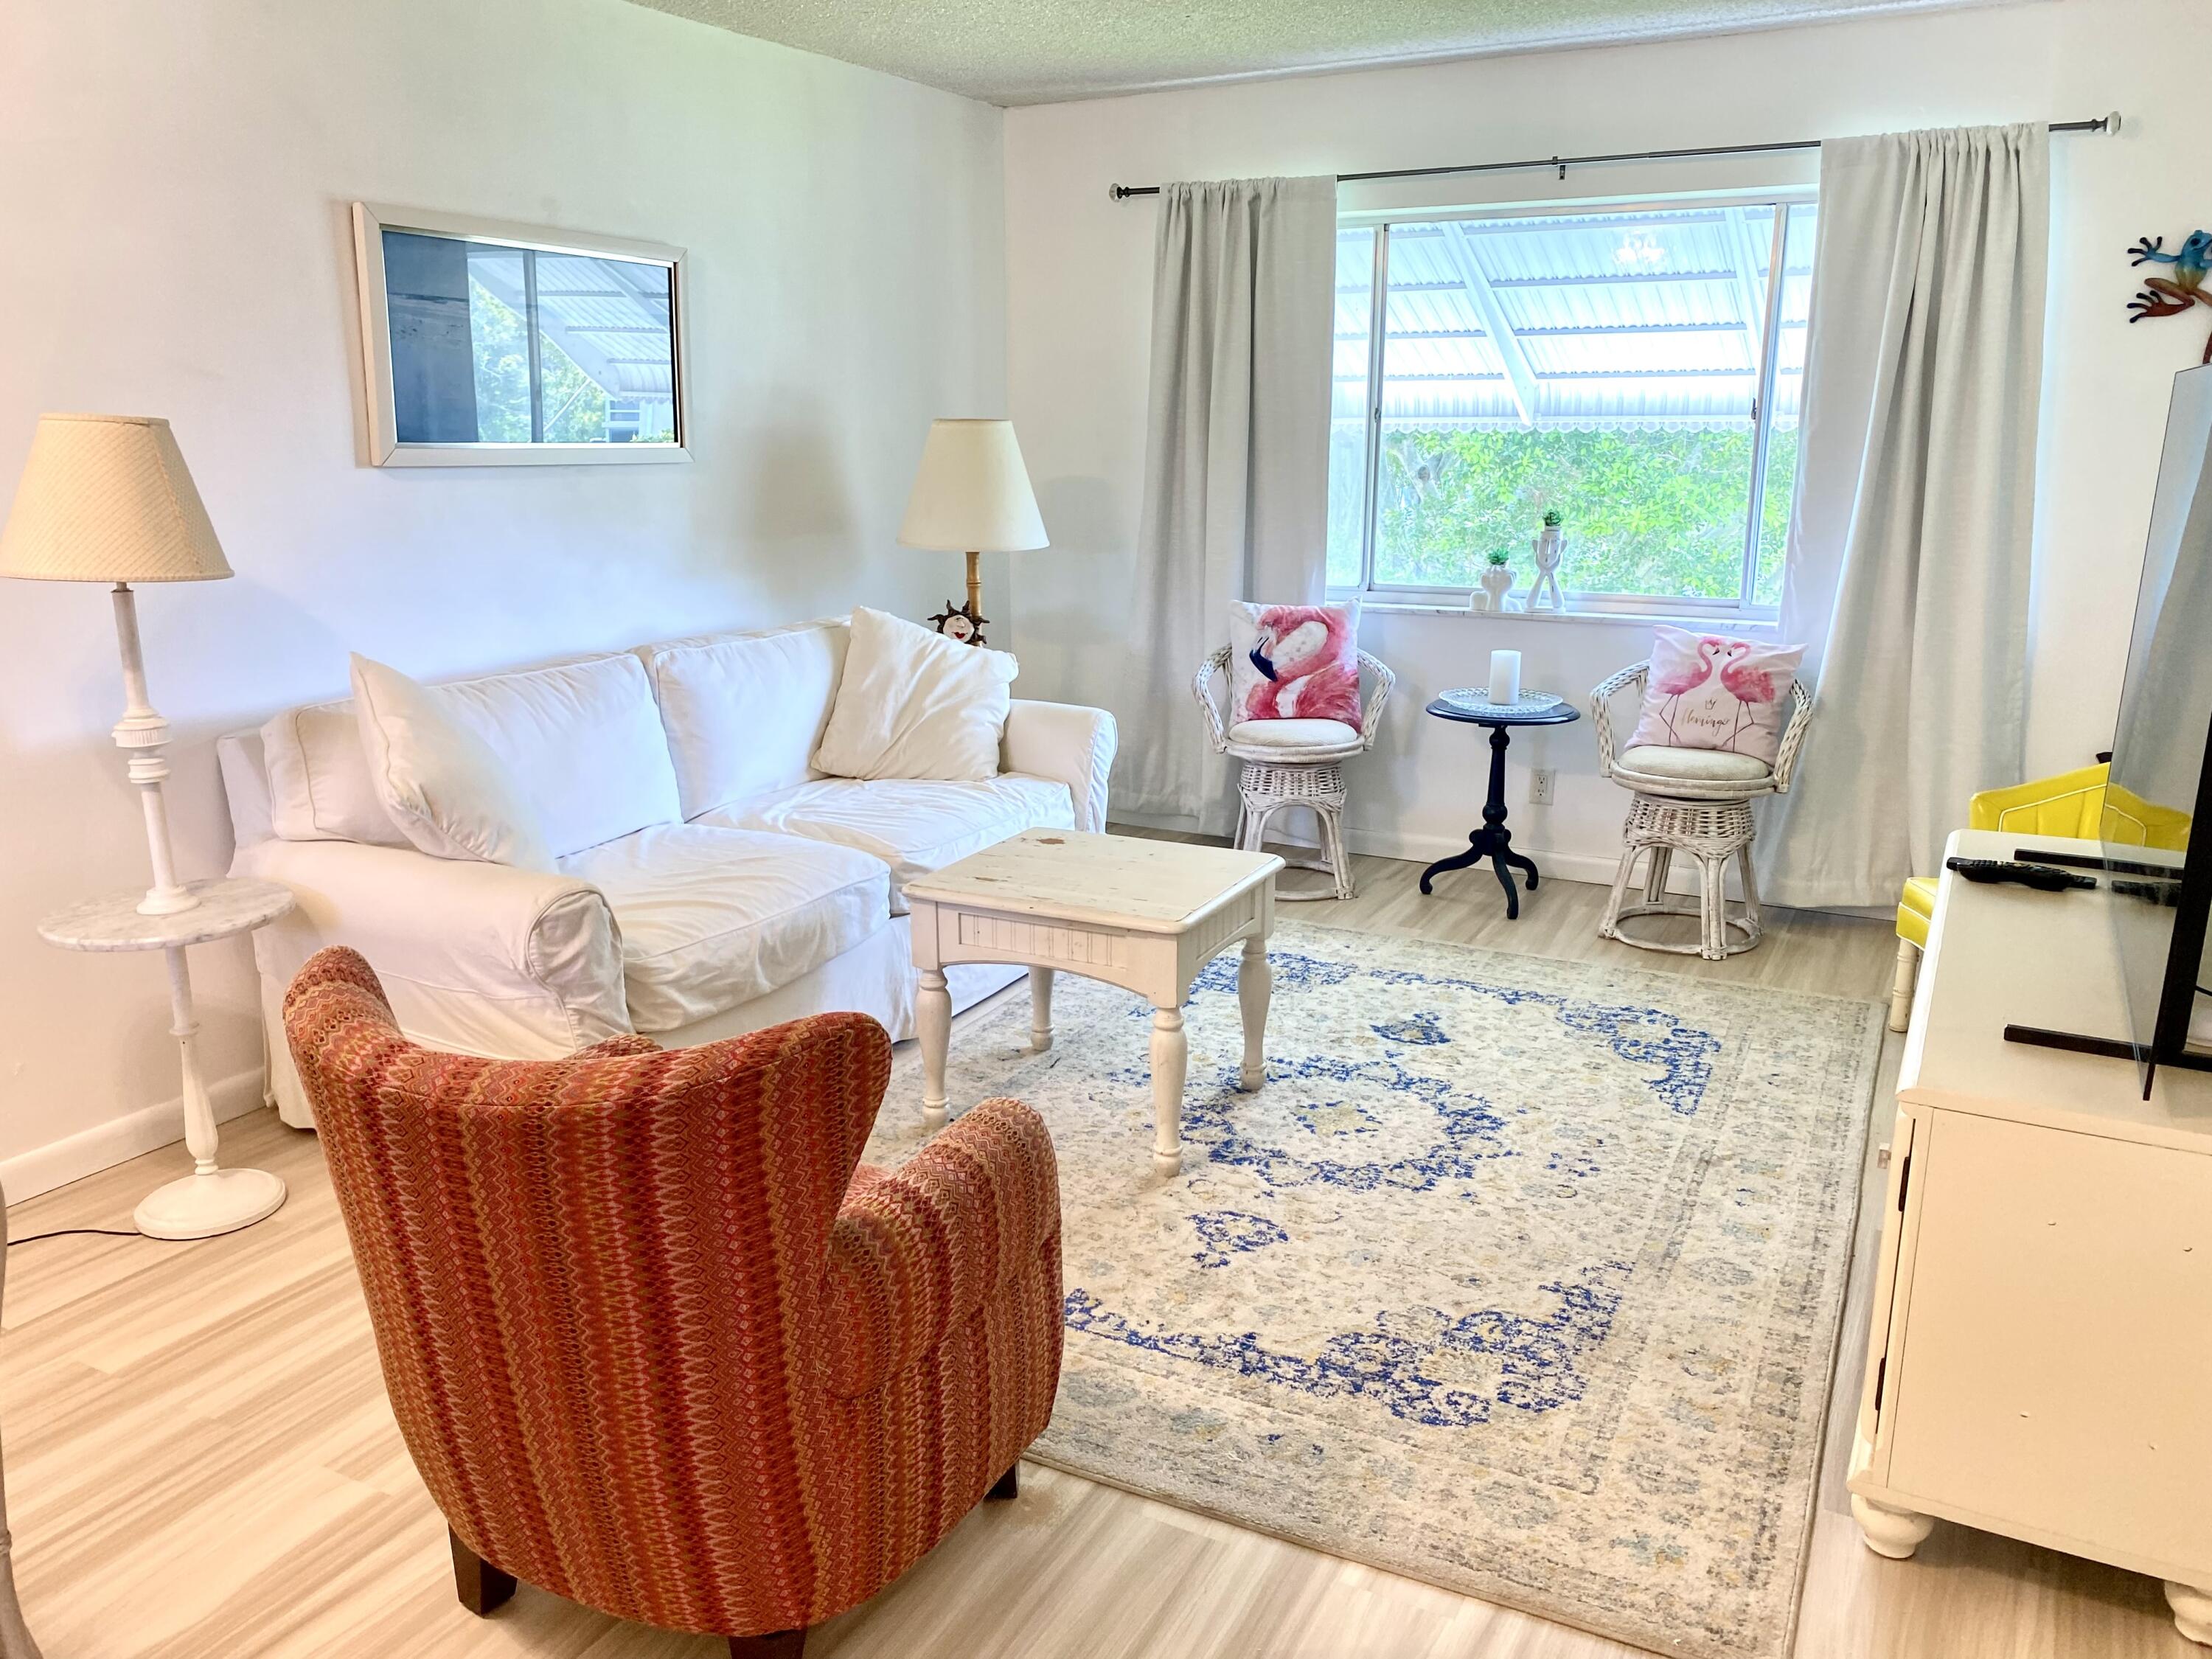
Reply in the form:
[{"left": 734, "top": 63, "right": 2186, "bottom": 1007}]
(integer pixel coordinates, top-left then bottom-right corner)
[
  {"left": 349, "top": 654, "right": 554, "bottom": 872},
  {"left": 813, "top": 606, "right": 1018, "bottom": 782}
]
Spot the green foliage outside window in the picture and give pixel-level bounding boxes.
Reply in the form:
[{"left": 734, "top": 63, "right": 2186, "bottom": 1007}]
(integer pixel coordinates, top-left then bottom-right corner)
[
  {"left": 1329, "top": 423, "right": 1797, "bottom": 607},
  {"left": 468, "top": 279, "right": 612, "bottom": 443}
]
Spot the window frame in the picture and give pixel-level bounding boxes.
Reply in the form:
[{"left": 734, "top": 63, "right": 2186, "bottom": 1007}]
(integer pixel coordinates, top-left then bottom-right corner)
[
  {"left": 1332, "top": 190, "right": 1816, "bottom": 620},
  {"left": 352, "top": 202, "right": 691, "bottom": 468}
]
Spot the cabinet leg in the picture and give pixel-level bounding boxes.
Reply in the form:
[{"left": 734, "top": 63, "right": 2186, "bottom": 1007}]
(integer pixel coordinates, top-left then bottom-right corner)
[
  {"left": 1851, "top": 1495, "right": 1935, "bottom": 1559},
  {"left": 2166, "top": 1581, "right": 2212, "bottom": 1646},
  {"left": 1150, "top": 1006, "right": 1187, "bottom": 1178},
  {"left": 918, "top": 967, "right": 950, "bottom": 1132}
]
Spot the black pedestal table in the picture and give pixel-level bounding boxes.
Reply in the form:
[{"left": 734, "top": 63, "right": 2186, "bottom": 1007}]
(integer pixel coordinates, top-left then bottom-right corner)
[{"left": 1418, "top": 692, "right": 1582, "bottom": 919}]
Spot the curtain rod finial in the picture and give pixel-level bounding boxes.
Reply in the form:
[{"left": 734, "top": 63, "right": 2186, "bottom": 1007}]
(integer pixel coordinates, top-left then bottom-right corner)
[{"left": 2105, "top": 110, "right": 2123, "bottom": 135}]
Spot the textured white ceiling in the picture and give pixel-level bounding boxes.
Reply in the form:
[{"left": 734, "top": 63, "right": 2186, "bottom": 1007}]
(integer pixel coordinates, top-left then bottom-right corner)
[{"left": 626, "top": 0, "right": 1990, "bottom": 105}]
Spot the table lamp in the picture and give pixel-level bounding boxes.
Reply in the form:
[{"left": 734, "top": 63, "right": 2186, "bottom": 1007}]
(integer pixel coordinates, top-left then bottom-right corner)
[
  {"left": 3, "top": 414, "right": 291, "bottom": 1243},
  {"left": 898, "top": 417, "right": 1047, "bottom": 646}
]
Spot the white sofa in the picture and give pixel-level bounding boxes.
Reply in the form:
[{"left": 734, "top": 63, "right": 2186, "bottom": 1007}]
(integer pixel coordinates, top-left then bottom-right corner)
[{"left": 218, "top": 616, "right": 1116, "bottom": 1128}]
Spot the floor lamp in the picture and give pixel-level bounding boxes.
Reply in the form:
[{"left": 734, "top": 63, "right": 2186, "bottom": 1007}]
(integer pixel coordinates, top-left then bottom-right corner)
[{"left": 1, "top": 413, "right": 288, "bottom": 1240}]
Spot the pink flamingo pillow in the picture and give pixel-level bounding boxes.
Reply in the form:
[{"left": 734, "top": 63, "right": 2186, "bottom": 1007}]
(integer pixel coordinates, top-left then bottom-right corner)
[
  {"left": 1226, "top": 600, "right": 1364, "bottom": 728},
  {"left": 1626, "top": 624, "right": 1805, "bottom": 765}
]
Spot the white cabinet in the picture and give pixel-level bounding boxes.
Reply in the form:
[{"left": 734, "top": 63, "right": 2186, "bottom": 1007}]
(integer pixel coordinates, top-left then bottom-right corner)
[{"left": 1849, "top": 830, "right": 2212, "bottom": 1645}]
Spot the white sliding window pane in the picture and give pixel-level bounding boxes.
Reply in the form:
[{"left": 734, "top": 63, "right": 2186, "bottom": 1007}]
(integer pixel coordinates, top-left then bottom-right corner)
[
  {"left": 1366, "top": 207, "right": 1787, "bottom": 603},
  {"left": 1327, "top": 226, "right": 1376, "bottom": 589},
  {"left": 1754, "top": 202, "right": 1818, "bottom": 606}
]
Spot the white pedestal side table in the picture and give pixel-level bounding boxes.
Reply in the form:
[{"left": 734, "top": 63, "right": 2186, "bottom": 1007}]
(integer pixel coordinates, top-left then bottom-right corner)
[
  {"left": 905, "top": 830, "right": 1281, "bottom": 1177},
  {"left": 38, "top": 876, "right": 295, "bottom": 1240}
]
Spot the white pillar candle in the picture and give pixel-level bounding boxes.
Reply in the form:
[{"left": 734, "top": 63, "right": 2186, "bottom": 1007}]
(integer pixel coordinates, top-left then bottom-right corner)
[{"left": 1487, "top": 649, "right": 1522, "bottom": 706}]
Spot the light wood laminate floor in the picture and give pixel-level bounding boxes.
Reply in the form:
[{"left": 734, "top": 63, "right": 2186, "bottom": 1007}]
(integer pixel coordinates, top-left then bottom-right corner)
[{"left": 1, "top": 852, "right": 2190, "bottom": 1658}]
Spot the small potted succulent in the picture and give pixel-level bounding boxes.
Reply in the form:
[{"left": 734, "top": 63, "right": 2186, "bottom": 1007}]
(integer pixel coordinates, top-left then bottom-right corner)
[
  {"left": 1529, "top": 509, "right": 1566, "bottom": 611},
  {"left": 1476, "top": 549, "right": 1517, "bottom": 613}
]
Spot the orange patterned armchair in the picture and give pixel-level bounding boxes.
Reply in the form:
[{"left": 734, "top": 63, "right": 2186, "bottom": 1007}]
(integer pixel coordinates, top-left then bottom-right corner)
[{"left": 283, "top": 947, "right": 1063, "bottom": 1658}]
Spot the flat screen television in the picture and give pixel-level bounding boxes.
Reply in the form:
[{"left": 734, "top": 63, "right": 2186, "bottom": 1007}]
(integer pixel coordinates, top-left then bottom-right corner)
[{"left": 2101, "top": 363, "right": 2212, "bottom": 1092}]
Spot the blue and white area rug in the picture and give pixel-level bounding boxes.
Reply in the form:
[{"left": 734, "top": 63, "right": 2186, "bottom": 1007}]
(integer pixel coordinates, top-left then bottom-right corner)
[{"left": 872, "top": 922, "right": 1881, "bottom": 1659}]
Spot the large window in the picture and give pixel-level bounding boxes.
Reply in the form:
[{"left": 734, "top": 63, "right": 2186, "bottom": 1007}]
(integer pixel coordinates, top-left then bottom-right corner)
[{"left": 1329, "top": 198, "right": 1816, "bottom": 616}]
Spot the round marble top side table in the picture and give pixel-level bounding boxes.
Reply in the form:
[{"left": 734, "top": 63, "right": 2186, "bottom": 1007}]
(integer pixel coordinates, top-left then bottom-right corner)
[{"left": 38, "top": 876, "right": 296, "bottom": 1240}]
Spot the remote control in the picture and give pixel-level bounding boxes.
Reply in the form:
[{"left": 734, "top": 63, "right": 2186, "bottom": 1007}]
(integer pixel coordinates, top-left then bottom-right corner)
[{"left": 1944, "top": 857, "right": 2096, "bottom": 891}]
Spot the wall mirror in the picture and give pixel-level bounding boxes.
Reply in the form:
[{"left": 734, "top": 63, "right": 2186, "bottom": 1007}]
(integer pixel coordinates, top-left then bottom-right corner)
[{"left": 352, "top": 203, "right": 689, "bottom": 467}]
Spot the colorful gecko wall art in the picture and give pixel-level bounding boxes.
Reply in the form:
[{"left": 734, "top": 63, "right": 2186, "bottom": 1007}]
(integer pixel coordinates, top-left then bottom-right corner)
[{"left": 2127, "top": 232, "right": 2212, "bottom": 364}]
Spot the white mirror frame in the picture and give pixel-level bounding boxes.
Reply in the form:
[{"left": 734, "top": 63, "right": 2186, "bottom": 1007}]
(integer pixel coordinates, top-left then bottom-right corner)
[{"left": 352, "top": 202, "right": 692, "bottom": 467}]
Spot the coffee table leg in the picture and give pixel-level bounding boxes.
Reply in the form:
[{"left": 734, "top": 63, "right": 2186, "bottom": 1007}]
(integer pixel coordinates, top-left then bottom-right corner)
[
  {"left": 1030, "top": 967, "right": 1055, "bottom": 1052},
  {"left": 1150, "top": 1004, "right": 1187, "bottom": 1177},
  {"left": 1237, "top": 934, "right": 1270, "bottom": 1091},
  {"left": 919, "top": 967, "right": 951, "bottom": 1132}
]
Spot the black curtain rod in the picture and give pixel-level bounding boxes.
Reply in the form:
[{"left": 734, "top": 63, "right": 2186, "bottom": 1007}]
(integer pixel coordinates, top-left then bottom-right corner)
[{"left": 1107, "top": 112, "right": 2121, "bottom": 199}]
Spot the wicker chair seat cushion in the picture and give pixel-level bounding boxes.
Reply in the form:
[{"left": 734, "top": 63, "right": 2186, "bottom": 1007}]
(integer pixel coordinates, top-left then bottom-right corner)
[
  {"left": 1618, "top": 744, "right": 1775, "bottom": 784},
  {"left": 1226, "top": 717, "right": 1360, "bottom": 751}
]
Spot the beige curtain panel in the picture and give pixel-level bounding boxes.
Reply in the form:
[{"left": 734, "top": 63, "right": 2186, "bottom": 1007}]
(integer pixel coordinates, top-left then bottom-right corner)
[
  {"left": 1119, "top": 175, "right": 1338, "bottom": 830},
  {"left": 1761, "top": 123, "right": 2050, "bottom": 908}
]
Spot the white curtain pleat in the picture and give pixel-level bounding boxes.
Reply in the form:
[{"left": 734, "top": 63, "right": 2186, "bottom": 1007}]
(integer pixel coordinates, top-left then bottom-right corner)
[
  {"left": 1119, "top": 175, "right": 1338, "bottom": 832},
  {"left": 1760, "top": 124, "right": 2049, "bottom": 908}
]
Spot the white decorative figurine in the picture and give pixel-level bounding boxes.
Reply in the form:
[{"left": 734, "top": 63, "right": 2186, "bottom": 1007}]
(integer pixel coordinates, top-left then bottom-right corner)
[
  {"left": 1527, "top": 512, "right": 1566, "bottom": 613},
  {"left": 1475, "top": 552, "right": 1516, "bottom": 613}
]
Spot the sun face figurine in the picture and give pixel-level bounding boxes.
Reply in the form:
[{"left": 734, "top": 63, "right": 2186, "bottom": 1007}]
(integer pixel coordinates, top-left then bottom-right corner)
[{"left": 928, "top": 601, "right": 984, "bottom": 645}]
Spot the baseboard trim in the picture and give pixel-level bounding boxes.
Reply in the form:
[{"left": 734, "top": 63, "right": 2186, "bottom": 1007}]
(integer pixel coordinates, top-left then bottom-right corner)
[
  {"left": 1340, "top": 824, "right": 1612, "bottom": 888},
  {"left": 1110, "top": 813, "right": 1716, "bottom": 897},
  {"left": 1, "top": 1068, "right": 268, "bottom": 1203}
]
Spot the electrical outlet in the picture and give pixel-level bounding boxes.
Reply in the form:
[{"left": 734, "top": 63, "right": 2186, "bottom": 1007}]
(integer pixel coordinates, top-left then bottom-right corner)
[{"left": 1530, "top": 768, "right": 1556, "bottom": 805}]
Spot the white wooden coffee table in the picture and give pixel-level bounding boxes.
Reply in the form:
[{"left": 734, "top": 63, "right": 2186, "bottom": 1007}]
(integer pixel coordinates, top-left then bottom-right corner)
[{"left": 906, "top": 830, "right": 1281, "bottom": 1176}]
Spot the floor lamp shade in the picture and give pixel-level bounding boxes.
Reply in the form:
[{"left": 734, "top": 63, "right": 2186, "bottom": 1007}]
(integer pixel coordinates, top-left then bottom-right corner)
[
  {"left": 898, "top": 419, "right": 1048, "bottom": 553},
  {"left": 0, "top": 414, "right": 232, "bottom": 582}
]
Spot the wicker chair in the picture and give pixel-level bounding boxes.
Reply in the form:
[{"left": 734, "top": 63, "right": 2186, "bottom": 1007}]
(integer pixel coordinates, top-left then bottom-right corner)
[
  {"left": 1194, "top": 645, "right": 1394, "bottom": 901},
  {"left": 284, "top": 947, "right": 1062, "bottom": 1659},
  {"left": 1590, "top": 661, "right": 1814, "bottom": 960}
]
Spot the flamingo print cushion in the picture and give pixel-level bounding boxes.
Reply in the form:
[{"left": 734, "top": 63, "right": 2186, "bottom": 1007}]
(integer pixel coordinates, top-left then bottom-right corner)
[
  {"left": 1626, "top": 625, "right": 1805, "bottom": 766},
  {"left": 1228, "top": 600, "right": 1363, "bottom": 728}
]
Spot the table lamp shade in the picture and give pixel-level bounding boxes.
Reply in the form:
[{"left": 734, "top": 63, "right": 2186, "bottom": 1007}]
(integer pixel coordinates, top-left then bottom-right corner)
[
  {"left": 898, "top": 419, "right": 1048, "bottom": 553},
  {"left": 0, "top": 414, "right": 231, "bottom": 583}
]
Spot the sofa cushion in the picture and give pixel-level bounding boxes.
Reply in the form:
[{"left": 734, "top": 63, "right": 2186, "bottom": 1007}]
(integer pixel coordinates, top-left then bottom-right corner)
[
  {"left": 435, "top": 653, "right": 682, "bottom": 858},
  {"left": 262, "top": 652, "right": 682, "bottom": 858},
  {"left": 262, "top": 699, "right": 409, "bottom": 846},
  {"left": 560, "top": 824, "right": 890, "bottom": 1032},
  {"left": 813, "top": 606, "right": 1017, "bottom": 783},
  {"left": 705, "top": 774, "right": 1074, "bottom": 915},
  {"left": 639, "top": 618, "right": 849, "bottom": 820},
  {"left": 352, "top": 654, "right": 556, "bottom": 872}
]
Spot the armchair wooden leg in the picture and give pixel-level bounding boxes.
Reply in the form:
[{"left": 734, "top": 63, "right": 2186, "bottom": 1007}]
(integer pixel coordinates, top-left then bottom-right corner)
[
  {"left": 730, "top": 1632, "right": 806, "bottom": 1658},
  {"left": 987, "top": 1464, "right": 1020, "bottom": 1501},
  {"left": 449, "top": 1528, "right": 515, "bottom": 1616}
]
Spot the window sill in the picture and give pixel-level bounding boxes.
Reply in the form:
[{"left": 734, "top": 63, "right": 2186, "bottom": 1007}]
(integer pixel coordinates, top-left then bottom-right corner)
[{"left": 1357, "top": 599, "right": 1781, "bottom": 635}]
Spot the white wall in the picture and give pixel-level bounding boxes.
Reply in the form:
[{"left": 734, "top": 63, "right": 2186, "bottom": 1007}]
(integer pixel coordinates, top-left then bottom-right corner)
[
  {"left": 0, "top": 0, "right": 1006, "bottom": 1191},
  {"left": 1002, "top": 0, "right": 2212, "bottom": 880}
]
